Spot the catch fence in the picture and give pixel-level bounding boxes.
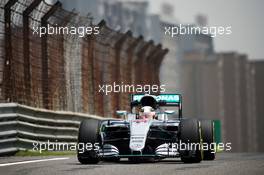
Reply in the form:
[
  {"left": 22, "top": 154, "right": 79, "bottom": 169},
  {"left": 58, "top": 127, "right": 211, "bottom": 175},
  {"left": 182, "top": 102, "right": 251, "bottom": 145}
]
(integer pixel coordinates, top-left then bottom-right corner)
[{"left": 0, "top": 0, "right": 167, "bottom": 117}]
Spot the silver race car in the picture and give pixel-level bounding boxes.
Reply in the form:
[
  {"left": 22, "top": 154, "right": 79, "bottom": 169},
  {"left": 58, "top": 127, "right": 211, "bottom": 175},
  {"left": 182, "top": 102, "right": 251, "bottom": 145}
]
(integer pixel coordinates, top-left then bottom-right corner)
[{"left": 77, "top": 94, "right": 215, "bottom": 164}]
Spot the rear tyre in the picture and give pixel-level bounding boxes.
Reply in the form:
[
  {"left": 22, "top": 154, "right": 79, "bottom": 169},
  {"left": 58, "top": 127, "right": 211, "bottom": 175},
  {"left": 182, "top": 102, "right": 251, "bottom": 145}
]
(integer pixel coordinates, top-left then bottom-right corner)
[
  {"left": 77, "top": 119, "right": 100, "bottom": 164},
  {"left": 201, "top": 120, "right": 215, "bottom": 160},
  {"left": 179, "top": 119, "right": 202, "bottom": 163}
]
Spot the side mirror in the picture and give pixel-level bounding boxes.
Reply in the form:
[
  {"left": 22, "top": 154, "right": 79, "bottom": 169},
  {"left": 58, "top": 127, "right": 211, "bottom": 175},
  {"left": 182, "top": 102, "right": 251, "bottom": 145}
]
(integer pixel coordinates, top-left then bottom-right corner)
[
  {"left": 164, "top": 110, "right": 175, "bottom": 114},
  {"left": 116, "top": 110, "right": 127, "bottom": 116}
]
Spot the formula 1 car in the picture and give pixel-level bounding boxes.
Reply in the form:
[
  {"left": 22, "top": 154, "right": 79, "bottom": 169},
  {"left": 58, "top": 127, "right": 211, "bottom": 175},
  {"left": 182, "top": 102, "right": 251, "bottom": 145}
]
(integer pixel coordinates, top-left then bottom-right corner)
[{"left": 77, "top": 94, "right": 215, "bottom": 164}]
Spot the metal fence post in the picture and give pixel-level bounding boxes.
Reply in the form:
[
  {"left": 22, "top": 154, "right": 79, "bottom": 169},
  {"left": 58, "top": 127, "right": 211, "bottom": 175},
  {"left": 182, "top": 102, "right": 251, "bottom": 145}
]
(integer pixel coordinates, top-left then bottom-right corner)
[
  {"left": 86, "top": 34, "right": 95, "bottom": 114},
  {"left": 3, "top": 0, "right": 18, "bottom": 102},
  {"left": 23, "top": 0, "right": 42, "bottom": 106},
  {"left": 41, "top": 1, "right": 61, "bottom": 109}
]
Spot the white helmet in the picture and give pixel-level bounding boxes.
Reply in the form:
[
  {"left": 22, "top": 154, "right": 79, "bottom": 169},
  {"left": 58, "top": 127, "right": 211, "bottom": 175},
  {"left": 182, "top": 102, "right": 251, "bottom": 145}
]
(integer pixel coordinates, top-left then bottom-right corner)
[
  {"left": 140, "top": 106, "right": 154, "bottom": 113},
  {"left": 139, "top": 106, "right": 155, "bottom": 119}
]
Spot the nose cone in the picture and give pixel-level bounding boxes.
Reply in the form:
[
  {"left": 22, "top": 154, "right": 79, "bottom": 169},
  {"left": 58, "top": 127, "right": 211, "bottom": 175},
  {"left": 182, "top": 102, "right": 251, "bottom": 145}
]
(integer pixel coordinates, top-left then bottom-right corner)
[{"left": 129, "top": 119, "right": 151, "bottom": 151}]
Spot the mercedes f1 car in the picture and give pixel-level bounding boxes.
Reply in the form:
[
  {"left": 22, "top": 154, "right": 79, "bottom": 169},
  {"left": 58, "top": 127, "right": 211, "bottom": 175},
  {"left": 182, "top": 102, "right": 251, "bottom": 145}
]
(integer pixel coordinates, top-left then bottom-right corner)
[{"left": 77, "top": 94, "right": 216, "bottom": 164}]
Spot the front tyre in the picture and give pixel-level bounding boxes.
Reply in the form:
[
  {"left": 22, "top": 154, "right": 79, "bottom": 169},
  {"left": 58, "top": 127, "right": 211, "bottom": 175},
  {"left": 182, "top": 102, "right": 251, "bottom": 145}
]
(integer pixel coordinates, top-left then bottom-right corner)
[
  {"left": 179, "top": 119, "right": 202, "bottom": 163},
  {"left": 201, "top": 120, "right": 215, "bottom": 160},
  {"left": 77, "top": 119, "right": 100, "bottom": 164}
]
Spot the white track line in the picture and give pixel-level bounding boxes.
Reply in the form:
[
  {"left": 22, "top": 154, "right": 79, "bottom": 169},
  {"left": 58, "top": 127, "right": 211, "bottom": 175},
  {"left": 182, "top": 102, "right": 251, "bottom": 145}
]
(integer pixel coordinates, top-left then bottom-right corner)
[{"left": 0, "top": 157, "right": 69, "bottom": 167}]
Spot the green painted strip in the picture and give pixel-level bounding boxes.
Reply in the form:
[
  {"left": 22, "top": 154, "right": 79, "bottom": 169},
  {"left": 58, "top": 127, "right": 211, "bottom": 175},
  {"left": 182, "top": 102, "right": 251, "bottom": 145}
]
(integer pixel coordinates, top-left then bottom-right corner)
[{"left": 213, "top": 120, "right": 222, "bottom": 144}]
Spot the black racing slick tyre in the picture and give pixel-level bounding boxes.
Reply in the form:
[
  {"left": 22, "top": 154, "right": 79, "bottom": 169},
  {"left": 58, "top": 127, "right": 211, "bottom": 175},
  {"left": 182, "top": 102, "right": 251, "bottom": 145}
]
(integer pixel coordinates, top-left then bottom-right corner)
[
  {"left": 179, "top": 119, "right": 202, "bottom": 163},
  {"left": 77, "top": 119, "right": 101, "bottom": 164},
  {"left": 201, "top": 120, "right": 215, "bottom": 160}
]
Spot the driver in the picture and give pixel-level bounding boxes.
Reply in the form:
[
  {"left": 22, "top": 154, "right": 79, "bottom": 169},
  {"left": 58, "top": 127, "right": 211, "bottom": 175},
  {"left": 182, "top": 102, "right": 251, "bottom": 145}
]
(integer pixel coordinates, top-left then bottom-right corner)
[{"left": 139, "top": 106, "right": 156, "bottom": 120}]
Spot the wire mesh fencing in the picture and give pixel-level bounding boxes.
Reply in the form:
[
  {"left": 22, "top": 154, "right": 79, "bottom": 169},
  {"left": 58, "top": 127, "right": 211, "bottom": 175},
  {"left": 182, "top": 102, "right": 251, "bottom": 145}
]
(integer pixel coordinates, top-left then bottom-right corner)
[{"left": 0, "top": 0, "right": 168, "bottom": 117}]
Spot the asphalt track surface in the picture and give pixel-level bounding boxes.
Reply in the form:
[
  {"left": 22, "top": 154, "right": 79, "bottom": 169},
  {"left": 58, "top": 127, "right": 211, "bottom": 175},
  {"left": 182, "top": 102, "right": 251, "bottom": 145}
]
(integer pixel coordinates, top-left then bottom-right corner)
[{"left": 0, "top": 153, "right": 263, "bottom": 175}]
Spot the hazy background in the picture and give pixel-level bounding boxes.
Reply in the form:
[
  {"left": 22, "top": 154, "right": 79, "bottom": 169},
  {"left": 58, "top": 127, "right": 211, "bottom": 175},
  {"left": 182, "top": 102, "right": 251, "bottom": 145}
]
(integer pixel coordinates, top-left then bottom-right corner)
[
  {"left": 146, "top": 0, "right": 264, "bottom": 60},
  {"left": 55, "top": 0, "right": 264, "bottom": 59},
  {"left": 55, "top": 0, "right": 264, "bottom": 91}
]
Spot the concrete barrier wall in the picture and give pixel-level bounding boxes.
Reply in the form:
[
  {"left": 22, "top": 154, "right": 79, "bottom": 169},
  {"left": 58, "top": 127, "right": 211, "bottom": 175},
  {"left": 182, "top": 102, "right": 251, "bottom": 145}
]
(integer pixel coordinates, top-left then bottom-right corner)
[{"left": 0, "top": 103, "right": 103, "bottom": 156}]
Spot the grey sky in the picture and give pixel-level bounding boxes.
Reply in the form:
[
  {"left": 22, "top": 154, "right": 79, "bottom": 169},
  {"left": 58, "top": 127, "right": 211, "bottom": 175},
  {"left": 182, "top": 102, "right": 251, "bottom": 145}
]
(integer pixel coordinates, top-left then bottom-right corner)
[{"left": 147, "top": 0, "right": 264, "bottom": 59}]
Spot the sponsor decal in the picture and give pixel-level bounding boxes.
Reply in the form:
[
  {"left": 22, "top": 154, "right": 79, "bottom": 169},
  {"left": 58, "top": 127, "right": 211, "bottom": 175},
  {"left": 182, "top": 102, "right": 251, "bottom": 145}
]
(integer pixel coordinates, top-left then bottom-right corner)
[{"left": 132, "top": 94, "right": 180, "bottom": 103}]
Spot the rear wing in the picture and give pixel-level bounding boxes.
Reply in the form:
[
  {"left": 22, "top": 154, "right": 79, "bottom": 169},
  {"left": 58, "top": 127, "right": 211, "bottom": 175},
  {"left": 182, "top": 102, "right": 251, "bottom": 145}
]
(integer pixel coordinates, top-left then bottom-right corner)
[
  {"left": 131, "top": 94, "right": 183, "bottom": 118},
  {"left": 131, "top": 94, "right": 181, "bottom": 106}
]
